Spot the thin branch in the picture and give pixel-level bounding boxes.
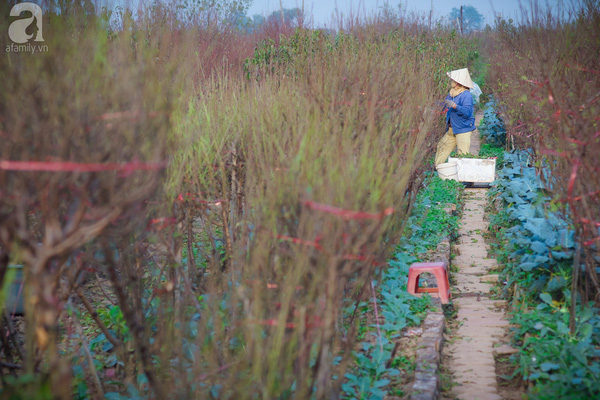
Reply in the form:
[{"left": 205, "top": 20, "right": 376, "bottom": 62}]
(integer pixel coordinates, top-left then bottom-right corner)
[
  {"left": 95, "top": 272, "right": 117, "bottom": 306},
  {"left": 0, "top": 361, "right": 22, "bottom": 369},
  {"left": 186, "top": 207, "right": 201, "bottom": 285},
  {"left": 3, "top": 309, "right": 25, "bottom": 360},
  {"left": 74, "top": 286, "right": 121, "bottom": 349},
  {"left": 70, "top": 303, "right": 105, "bottom": 398},
  {"left": 145, "top": 250, "right": 172, "bottom": 307},
  {"left": 42, "top": 207, "right": 122, "bottom": 260},
  {"left": 63, "top": 187, "right": 89, "bottom": 237}
]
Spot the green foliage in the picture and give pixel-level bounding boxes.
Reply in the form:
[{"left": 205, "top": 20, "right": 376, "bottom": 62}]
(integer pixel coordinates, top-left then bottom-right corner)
[
  {"left": 243, "top": 29, "right": 338, "bottom": 79},
  {"left": 377, "top": 1, "right": 404, "bottom": 26},
  {"left": 476, "top": 97, "right": 505, "bottom": 165},
  {"left": 489, "top": 151, "right": 575, "bottom": 300},
  {"left": 243, "top": 26, "right": 479, "bottom": 90},
  {"left": 478, "top": 97, "right": 507, "bottom": 147},
  {"left": 509, "top": 303, "right": 600, "bottom": 399},
  {"left": 341, "top": 253, "right": 425, "bottom": 399},
  {"left": 0, "top": 1, "right": 479, "bottom": 397},
  {"left": 342, "top": 339, "right": 401, "bottom": 400},
  {"left": 378, "top": 255, "right": 431, "bottom": 333},
  {"left": 233, "top": 7, "right": 302, "bottom": 33},
  {"left": 479, "top": 143, "right": 504, "bottom": 165},
  {"left": 178, "top": 0, "right": 253, "bottom": 29},
  {"left": 0, "top": 267, "right": 18, "bottom": 314},
  {"left": 488, "top": 150, "right": 600, "bottom": 397},
  {"left": 0, "top": 374, "right": 54, "bottom": 400},
  {"left": 403, "top": 177, "right": 462, "bottom": 252},
  {"left": 265, "top": 7, "right": 301, "bottom": 25},
  {"left": 483, "top": 3, "right": 600, "bottom": 306},
  {"left": 164, "top": 17, "right": 479, "bottom": 396},
  {"left": 470, "top": 54, "right": 488, "bottom": 87},
  {"left": 449, "top": 6, "right": 484, "bottom": 32},
  {"left": 342, "top": 176, "right": 462, "bottom": 398},
  {"left": 97, "top": 306, "right": 130, "bottom": 344}
]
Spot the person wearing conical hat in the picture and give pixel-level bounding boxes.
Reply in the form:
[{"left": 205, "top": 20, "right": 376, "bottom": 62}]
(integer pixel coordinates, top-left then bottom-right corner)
[{"left": 434, "top": 68, "right": 476, "bottom": 166}]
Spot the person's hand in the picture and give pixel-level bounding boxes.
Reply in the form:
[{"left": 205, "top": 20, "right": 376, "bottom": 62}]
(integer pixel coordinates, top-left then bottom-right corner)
[{"left": 444, "top": 99, "right": 457, "bottom": 109}]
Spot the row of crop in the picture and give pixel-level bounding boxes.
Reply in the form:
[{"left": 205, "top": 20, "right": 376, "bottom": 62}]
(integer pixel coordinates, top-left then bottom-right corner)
[
  {"left": 488, "top": 149, "right": 600, "bottom": 398},
  {"left": 244, "top": 27, "right": 479, "bottom": 93},
  {"left": 0, "top": 5, "right": 481, "bottom": 399},
  {"left": 341, "top": 177, "right": 462, "bottom": 399},
  {"left": 482, "top": 2, "right": 600, "bottom": 300},
  {"left": 73, "top": 169, "right": 463, "bottom": 400},
  {"left": 159, "top": 24, "right": 478, "bottom": 399}
]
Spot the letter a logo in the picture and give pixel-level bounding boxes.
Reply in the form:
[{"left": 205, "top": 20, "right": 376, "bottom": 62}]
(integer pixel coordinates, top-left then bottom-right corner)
[{"left": 8, "top": 2, "right": 44, "bottom": 44}]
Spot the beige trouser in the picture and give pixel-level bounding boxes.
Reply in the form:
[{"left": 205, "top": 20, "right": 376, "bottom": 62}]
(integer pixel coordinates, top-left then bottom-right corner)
[{"left": 434, "top": 128, "right": 472, "bottom": 166}]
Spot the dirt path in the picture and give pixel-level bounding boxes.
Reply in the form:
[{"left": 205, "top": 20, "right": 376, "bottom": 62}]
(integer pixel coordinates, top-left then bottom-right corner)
[
  {"left": 443, "top": 113, "right": 511, "bottom": 400},
  {"left": 445, "top": 187, "right": 507, "bottom": 400}
]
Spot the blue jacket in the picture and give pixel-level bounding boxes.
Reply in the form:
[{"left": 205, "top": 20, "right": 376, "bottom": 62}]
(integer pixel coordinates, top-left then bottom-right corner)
[{"left": 445, "top": 90, "right": 475, "bottom": 134}]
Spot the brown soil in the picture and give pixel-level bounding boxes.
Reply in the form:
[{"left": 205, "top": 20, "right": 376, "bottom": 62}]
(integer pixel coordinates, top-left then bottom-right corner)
[{"left": 495, "top": 354, "right": 525, "bottom": 400}]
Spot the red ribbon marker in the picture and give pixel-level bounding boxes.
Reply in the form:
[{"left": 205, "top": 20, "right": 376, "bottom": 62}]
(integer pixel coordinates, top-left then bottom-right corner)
[
  {"left": 276, "top": 234, "right": 322, "bottom": 250},
  {"left": 0, "top": 160, "right": 166, "bottom": 173},
  {"left": 276, "top": 233, "right": 384, "bottom": 265},
  {"left": 98, "top": 110, "right": 163, "bottom": 121},
  {"left": 302, "top": 200, "right": 394, "bottom": 220}
]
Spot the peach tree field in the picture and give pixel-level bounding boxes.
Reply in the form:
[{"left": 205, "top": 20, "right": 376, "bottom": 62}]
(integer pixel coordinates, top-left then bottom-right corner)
[{"left": 0, "top": 1, "right": 598, "bottom": 399}]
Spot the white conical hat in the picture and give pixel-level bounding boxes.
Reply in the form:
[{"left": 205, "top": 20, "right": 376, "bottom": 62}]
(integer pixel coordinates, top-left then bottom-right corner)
[{"left": 446, "top": 68, "right": 474, "bottom": 89}]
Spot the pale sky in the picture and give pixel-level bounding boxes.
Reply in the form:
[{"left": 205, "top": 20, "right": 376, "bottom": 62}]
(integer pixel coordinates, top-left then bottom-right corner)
[
  {"left": 247, "top": 0, "right": 576, "bottom": 28},
  {"left": 100, "top": 0, "right": 581, "bottom": 28}
]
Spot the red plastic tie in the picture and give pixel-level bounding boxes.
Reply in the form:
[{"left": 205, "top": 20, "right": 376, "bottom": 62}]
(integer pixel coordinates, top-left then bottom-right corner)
[
  {"left": 98, "top": 110, "right": 163, "bottom": 121},
  {"left": 302, "top": 200, "right": 394, "bottom": 220},
  {"left": 0, "top": 160, "right": 166, "bottom": 173},
  {"left": 566, "top": 162, "right": 580, "bottom": 203},
  {"left": 276, "top": 234, "right": 323, "bottom": 250}
]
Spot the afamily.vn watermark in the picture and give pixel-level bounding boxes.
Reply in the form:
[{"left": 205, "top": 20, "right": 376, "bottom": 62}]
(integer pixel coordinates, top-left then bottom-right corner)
[
  {"left": 6, "top": 42, "right": 48, "bottom": 53},
  {"left": 6, "top": 2, "right": 48, "bottom": 53}
]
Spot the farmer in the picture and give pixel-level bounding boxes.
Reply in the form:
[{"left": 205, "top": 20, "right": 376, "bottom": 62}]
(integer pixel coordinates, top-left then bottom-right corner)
[{"left": 434, "top": 68, "right": 476, "bottom": 166}]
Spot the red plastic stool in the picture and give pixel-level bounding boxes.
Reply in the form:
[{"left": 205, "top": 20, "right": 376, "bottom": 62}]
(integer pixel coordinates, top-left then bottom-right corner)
[{"left": 407, "top": 262, "right": 451, "bottom": 304}]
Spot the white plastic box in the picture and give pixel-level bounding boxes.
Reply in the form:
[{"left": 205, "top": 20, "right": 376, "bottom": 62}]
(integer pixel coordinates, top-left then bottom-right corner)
[{"left": 447, "top": 157, "right": 496, "bottom": 183}]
